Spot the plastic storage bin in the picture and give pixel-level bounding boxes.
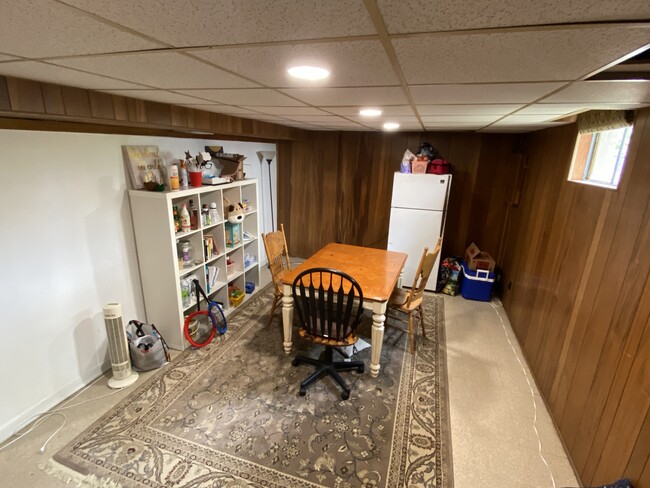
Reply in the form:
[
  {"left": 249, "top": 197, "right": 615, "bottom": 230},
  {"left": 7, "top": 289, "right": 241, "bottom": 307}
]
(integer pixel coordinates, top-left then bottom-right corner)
[{"left": 460, "top": 261, "right": 495, "bottom": 301}]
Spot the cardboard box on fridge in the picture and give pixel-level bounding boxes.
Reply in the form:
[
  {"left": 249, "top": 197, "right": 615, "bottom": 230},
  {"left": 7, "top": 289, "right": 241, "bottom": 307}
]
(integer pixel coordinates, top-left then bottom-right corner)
[{"left": 464, "top": 242, "right": 496, "bottom": 272}]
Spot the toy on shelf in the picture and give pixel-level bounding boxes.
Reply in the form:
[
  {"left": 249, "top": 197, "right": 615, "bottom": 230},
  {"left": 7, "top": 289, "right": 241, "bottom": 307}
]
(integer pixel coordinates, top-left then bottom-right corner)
[{"left": 223, "top": 197, "right": 246, "bottom": 224}]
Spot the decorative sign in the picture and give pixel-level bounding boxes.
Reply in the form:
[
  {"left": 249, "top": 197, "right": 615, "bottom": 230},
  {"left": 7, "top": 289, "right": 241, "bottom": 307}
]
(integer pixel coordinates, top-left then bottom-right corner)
[{"left": 122, "top": 145, "right": 164, "bottom": 190}]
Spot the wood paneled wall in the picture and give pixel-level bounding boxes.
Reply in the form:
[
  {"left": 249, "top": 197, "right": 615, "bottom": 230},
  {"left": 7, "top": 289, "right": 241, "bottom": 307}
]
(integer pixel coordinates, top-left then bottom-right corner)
[
  {"left": 0, "top": 75, "right": 304, "bottom": 141},
  {"left": 501, "top": 108, "right": 650, "bottom": 487},
  {"left": 278, "top": 129, "right": 521, "bottom": 260}
]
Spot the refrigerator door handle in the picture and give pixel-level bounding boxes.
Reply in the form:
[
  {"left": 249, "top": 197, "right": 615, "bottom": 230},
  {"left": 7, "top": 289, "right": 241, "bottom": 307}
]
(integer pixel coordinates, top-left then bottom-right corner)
[{"left": 439, "top": 174, "right": 452, "bottom": 239}]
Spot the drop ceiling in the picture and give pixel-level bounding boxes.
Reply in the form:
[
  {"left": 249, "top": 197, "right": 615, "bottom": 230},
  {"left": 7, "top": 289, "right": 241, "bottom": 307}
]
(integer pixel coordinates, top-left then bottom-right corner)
[{"left": 0, "top": 0, "right": 649, "bottom": 132}]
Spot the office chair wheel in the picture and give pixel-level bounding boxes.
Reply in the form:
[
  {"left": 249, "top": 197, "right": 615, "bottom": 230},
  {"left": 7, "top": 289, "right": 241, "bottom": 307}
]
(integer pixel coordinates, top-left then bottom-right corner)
[
  {"left": 292, "top": 358, "right": 300, "bottom": 367},
  {"left": 299, "top": 388, "right": 307, "bottom": 396},
  {"left": 357, "top": 365, "right": 364, "bottom": 373},
  {"left": 341, "top": 390, "right": 350, "bottom": 400}
]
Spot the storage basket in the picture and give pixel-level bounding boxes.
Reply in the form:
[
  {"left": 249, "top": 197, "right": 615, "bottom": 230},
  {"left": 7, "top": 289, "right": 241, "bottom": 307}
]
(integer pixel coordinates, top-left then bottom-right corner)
[
  {"left": 460, "top": 261, "right": 495, "bottom": 301},
  {"left": 228, "top": 287, "right": 245, "bottom": 307},
  {"left": 411, "top": 159, "right": 428, "bottom": 174}
]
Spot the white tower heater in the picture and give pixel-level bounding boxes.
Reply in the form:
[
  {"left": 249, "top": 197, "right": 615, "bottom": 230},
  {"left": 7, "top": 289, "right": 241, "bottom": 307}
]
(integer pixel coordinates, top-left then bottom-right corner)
[{"left": 103, "top": 303, "right": 138, "bottom": 389}]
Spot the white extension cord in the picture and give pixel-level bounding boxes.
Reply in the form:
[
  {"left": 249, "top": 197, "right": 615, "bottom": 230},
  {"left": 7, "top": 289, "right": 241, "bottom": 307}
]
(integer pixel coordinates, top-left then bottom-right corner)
[
  {"left": 0, "top": 376, "right": 126, "bottom": 454},
  {"left": 490, "top": 297, "right": 557, "bottom": 488}
]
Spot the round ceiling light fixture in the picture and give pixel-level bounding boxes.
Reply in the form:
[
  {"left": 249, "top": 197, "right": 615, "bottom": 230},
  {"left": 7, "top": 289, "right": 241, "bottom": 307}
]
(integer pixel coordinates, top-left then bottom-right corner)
[
  {"left": 287, "top": 65, "right": 330, "bottom": 80},
  {"left": 383, "top": 122, "right": 400, "bottom": 131},
  {"left": 359, "top": 108, "right": 383, "bottom": 117}
]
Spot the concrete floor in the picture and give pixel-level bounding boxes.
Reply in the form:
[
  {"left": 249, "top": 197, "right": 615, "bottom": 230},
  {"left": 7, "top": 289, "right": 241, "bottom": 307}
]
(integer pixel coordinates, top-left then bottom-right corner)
[{"left": 0, "top": 290, "right": 580, "bottom": 488}]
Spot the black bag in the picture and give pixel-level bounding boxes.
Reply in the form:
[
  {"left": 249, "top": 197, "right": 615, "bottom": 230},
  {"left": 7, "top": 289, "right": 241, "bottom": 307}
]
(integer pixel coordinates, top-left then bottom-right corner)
[{"left": 418, "top": 142, "right": 438, "bottom": 160}]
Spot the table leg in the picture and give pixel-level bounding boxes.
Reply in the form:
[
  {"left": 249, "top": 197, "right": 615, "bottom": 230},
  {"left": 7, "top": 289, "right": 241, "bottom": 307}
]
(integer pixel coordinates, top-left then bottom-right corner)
[
  {"left": 370, "top": 301, "right": 387, "bottom": 377},
  {"left": 282, "top": 283, "right": 294, "bottom": 354}
]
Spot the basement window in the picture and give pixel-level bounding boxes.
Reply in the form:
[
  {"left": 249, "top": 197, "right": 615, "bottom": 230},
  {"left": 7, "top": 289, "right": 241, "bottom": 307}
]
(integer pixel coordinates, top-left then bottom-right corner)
[{"left": 568, "top": 110, "right": 634, "bottom": 189}]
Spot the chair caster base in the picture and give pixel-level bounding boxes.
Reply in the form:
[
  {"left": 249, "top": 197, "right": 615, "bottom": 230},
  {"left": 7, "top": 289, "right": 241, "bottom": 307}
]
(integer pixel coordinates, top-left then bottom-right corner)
[
  {"left": 299, "top": 389, "right": 306, "bottom": 396},
  {"left": 341, "top": 390, "right": 350, "bottom": 400},
  {"left": 357, "top": 365, "right": 364, "bottom": 373},
  {"left": 292, "top": 358, "right": 300, "bottom": 367}
]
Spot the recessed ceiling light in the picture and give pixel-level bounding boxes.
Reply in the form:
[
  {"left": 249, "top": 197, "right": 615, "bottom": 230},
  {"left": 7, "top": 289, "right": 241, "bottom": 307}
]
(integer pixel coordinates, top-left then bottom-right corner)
[
  {"left": 287, "top": 66, "right": 330, "bottom": 80},
  {"left": 359, "top": 108, "right": 382, "bottom": 117},
  {"left": 383, "top": 122, "right": 400, "bottom": 131}
]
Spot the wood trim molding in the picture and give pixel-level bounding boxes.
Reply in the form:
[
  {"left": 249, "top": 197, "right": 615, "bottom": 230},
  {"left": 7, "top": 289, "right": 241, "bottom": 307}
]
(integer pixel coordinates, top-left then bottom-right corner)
[{"left": 0, "top": 75, "right": 307, "bottom": 142}]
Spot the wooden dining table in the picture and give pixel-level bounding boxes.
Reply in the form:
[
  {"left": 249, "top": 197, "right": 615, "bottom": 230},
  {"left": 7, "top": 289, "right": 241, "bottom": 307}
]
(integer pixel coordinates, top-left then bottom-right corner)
[{"left": 281, "top": 243, "right": 408, "bottom": 377}]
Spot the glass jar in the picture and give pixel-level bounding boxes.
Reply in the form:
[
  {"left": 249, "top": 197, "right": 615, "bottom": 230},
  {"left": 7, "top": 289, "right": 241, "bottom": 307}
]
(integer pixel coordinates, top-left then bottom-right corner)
[{"left": 178, "top": 240, "right": 195, "bottom": 269}]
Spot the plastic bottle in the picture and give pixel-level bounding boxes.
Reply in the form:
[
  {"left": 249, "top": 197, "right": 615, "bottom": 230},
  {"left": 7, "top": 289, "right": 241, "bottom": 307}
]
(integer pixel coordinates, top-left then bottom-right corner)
[
  {"left": 189, "top": 199, "right": 198, "bottom": 229},
  {"left": 169, "top": 164, "right": 180, "bottom": 191},
  {"left": 172, "top": 205, "right": 181, "bottom": 233},
  {"left": 209, "top": 202, "right": 220, "bottom": 224},
  {"left": 201, "top": 204, "right": 209, "bottom": 226},
  {"left": 180, "top": 277, "right": 191, "bottom": 307},
  {"left": 180, "top": 203, "right": 191, "bottom": 232},
  {"left": 179, "top": 159, "right": 189, "bottom": 189}
]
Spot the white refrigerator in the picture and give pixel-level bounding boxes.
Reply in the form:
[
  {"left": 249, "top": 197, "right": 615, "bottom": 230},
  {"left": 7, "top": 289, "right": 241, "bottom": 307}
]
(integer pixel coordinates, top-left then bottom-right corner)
[{"left": 387, "top": 173, "right": 452, "bottom": 291}]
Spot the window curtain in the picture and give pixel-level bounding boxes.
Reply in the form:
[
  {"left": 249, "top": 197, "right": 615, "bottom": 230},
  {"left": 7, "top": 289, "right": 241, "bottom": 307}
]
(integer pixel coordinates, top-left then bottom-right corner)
[{"left": 577, "top": 110, "right": 635, "bottom": 133}]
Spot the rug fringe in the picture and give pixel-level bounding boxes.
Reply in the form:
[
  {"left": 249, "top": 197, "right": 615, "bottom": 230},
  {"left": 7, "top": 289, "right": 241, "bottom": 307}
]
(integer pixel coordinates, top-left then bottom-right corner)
[{"left": 41, "top": 459, "right": 124, "bottom": 488}]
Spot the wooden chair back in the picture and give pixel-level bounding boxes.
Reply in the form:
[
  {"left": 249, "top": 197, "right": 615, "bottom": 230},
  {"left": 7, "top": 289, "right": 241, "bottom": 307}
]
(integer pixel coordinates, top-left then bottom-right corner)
[
  {"left": 292, "top": 268, "right": 364, "bottom": 342},
  {"left": 406, "top": 238, "right": 442, "bottom": 307},
  {"left": 262, "top": 223, "right": 291, "bottom": 293}
]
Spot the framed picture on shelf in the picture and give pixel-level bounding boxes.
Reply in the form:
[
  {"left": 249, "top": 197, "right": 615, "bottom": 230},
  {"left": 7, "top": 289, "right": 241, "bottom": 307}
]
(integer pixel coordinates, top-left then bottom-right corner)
[{"left": 122, "top": 145, "right": 164, "bottom": 190}]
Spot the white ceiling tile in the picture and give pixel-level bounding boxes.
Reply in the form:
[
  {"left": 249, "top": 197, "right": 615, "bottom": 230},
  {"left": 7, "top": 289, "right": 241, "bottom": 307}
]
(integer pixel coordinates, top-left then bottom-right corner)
[
  {"left": 191, "top": 40, "right": 398, "bottom": 88},
  {"left": 281, "top": 87, "right": 408, "bottom": 106},
  {"left": 0, "top": 61, "right": 143, "bottom": 89},
  {"left": 62, "top": 0, "right": 376, "bottom": 47},
  {"left": 283, "top": 115, "right": 352, "bottom": 123},
  {"left": 425, "top": 123, "right": 485, "bottom": 130},
  {"left": 0, "top": 0, "right": 161, "bottom": 58},
  {"left": 54, "top": 52, "right": 258, "bottom": 89},
  {"left": 492, "top": 116, "right": 573, "bottom": 126},
  {"left": 517, "top": 103, "right": 646, "bottom": 115},
  {"left": 101, "top": 90, "right": 214, "bottom": 105},
  {"left": 427, "top": 127, "right": 478, "bottom": 132},
  {"left": 377, "top": 0, "right": 650, "bottom": 33},
  {"left": 480, "top": 123, "right": 567, "bottom": 132},
  {"left": 350, "top": 115, "right": 421, "bottom": 125},
  {"left": 421, "top": 115, "right": 502, "bottom": 123},
  {"left": 410, "top": 83, "right": 565, "bottom": 104},
  {"left": 175, "top": 89, "right": 306, "bottom": 106},
  {"left": 243, "top": 106, "right": 330, "bottom": 116},
  {"left": 492, "top": 114, "right": 571, "bottom": 123},
  {"left": 417, "top": 104, "right": 523, "bottom": 115},
  {"left": 393, "top": 27, "right": 650, "bottom": 84},
  {"left": 541, "top": 81, "right": 650, "bottom": 104},
  {"left": 325, "top": 105, "right": 415, "bottom": 116}
]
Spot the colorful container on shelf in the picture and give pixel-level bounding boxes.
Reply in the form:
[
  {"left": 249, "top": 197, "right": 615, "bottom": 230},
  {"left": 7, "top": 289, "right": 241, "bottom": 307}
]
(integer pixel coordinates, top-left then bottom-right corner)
[
  {"left": 460, "top": 261, "right": 495, "bottom": 301},
  {"left": 225, "top": 222, "right": 242, "bottom": 247},
  {"left": 228, "top": 287, "right": 245, "bottom": 307}
]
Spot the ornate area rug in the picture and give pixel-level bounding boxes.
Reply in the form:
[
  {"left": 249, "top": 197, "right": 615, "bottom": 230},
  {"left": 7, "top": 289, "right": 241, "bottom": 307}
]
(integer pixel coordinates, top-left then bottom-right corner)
[{"left": 52, "top": 285, "right": 452, "bottom": 488}]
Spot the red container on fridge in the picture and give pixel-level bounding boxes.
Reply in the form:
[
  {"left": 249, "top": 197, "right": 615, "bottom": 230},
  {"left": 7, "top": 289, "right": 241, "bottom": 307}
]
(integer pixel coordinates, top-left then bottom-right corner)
[{"left": 427, "top": 159, "right": 451, "bottom": 175}]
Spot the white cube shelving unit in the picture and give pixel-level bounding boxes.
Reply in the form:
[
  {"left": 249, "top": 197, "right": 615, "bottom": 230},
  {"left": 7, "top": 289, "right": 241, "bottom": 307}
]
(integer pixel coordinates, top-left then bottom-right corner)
[{"left": 129, "top": 179, "right": 261, "bottom": 350}]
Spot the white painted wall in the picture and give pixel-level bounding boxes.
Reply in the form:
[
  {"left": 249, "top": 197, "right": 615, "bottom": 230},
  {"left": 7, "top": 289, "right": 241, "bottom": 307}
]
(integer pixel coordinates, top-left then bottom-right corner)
[{"left": 0, "top": 129, "right": 275, "bottom": 442}]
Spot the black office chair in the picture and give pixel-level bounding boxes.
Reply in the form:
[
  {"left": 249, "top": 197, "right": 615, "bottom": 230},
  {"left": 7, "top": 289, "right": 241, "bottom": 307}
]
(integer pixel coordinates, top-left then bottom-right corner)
[{"left": 291, "top": 268, "right": 365, "bottom": 400}]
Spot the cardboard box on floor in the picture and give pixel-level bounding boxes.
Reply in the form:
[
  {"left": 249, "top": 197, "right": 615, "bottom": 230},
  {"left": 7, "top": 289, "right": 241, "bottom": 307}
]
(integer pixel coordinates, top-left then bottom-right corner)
[{"left": 465, "top": 242, "right": 496, "bottom": 272}]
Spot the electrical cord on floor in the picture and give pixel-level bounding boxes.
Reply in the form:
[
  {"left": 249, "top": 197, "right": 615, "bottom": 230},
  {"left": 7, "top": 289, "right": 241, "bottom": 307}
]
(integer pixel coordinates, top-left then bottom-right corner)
[
  {"left": 0, "top": 375, "right": 126, "bottom": 454},
  {"left": 490, "top": 298, "right": 557, "bottom": 488}
]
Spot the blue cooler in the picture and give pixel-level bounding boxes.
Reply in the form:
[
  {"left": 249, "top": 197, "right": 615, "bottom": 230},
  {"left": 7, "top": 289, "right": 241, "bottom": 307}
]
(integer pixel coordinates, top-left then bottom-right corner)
[{"left": 460, "top": 261, "right": 495, "bottom": 301}]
